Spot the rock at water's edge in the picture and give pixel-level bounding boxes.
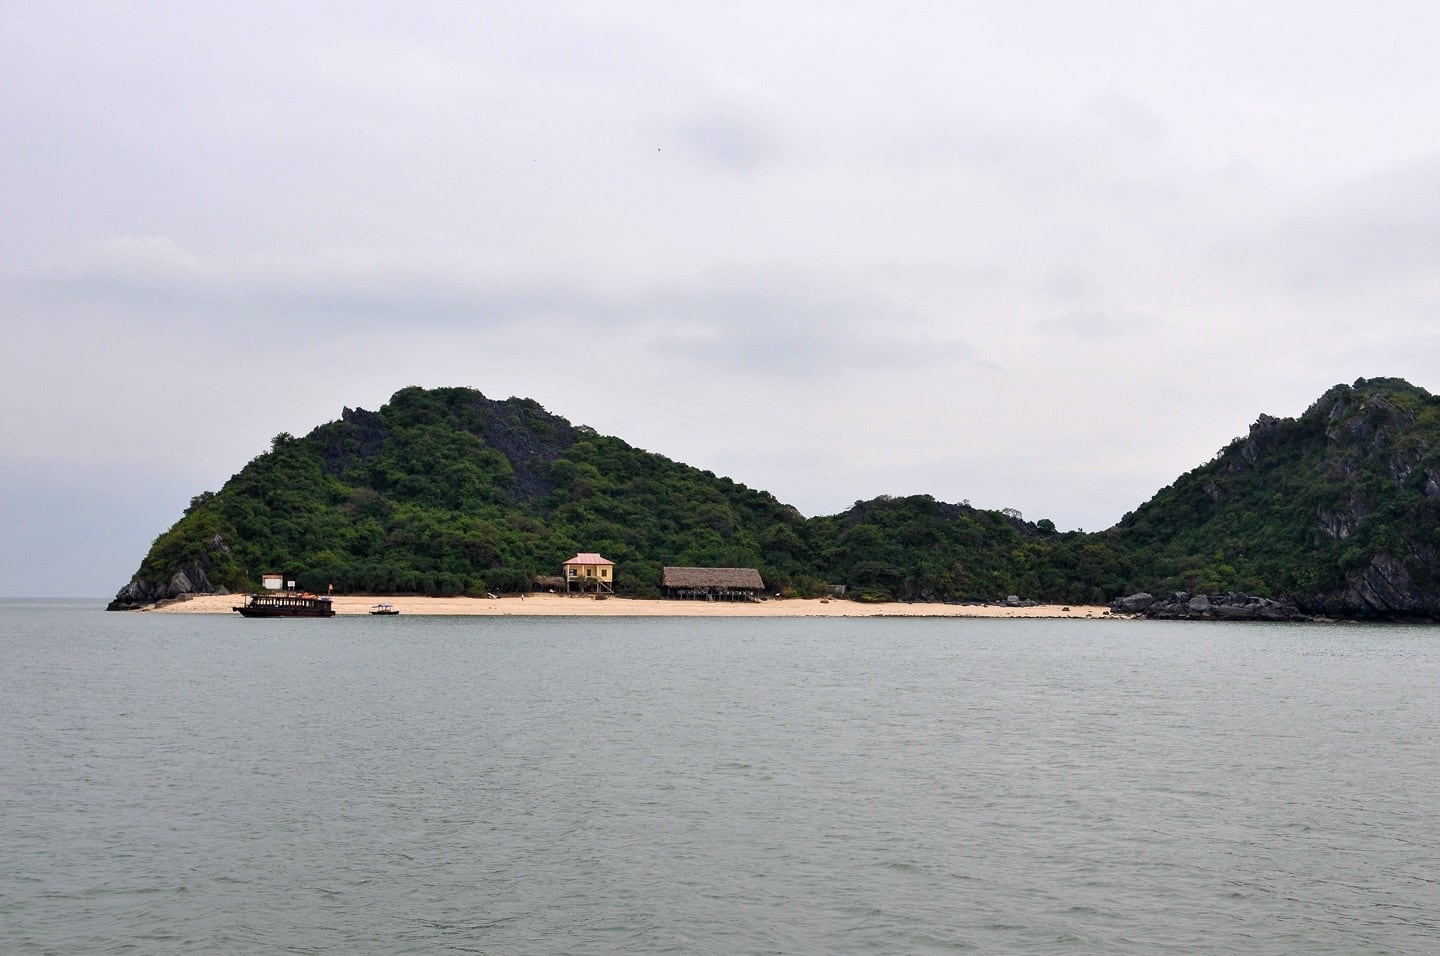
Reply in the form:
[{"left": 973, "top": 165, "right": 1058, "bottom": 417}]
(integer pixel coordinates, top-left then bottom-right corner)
[
  {"left": 107, "top": 561, "right": 220, "bottom": 610},
  {"left": 1111, "top": 591, "right": 1308, "bottom": 622}
]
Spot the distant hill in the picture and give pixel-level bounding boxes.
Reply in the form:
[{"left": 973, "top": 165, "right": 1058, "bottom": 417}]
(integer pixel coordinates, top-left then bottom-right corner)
[{"left": 109, "top": 378, "right": 1440, "bottom": 618}]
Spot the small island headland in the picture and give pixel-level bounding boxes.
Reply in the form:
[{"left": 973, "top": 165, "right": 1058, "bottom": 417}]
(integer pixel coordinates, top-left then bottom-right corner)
[{"left": 110, "top": 378, "right": 1440, "bottom": 622}]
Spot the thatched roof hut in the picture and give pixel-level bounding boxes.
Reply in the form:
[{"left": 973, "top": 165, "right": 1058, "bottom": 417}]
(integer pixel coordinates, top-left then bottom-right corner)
[{"left": 662, "top": 566, "right": 765, "bottom": 601}]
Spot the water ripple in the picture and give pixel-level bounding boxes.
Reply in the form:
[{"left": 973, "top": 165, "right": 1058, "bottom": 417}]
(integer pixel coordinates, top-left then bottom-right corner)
[{"left": 2, "top": 608, "right": 1437, "bottom": 953}]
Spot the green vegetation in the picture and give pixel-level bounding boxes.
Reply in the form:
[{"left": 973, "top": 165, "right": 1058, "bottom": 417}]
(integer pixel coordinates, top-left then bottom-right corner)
[
  {"left": 138, "top": 387, "right": 816, "bottom": 599},
  {"left": 1098, "top": 377, "right": 1440, "bottom": 609},
  {"left": 126, "top": 378, "right": 1440, "bottom": 615}
]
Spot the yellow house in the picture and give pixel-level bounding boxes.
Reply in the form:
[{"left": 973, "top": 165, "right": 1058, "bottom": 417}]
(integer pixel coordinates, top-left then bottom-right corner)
[{"left": 562, "top": 552, "right": 615, "bottom": 593}]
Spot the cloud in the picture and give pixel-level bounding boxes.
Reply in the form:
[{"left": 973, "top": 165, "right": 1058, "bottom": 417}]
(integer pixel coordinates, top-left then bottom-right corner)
[
  {"left": 668, "top": 97, "right": 787, "bottom": 173},
  {"left": 1280, "top": 158, "right": 1440, "bottom": 292},
  {"left": 1031, "top": 310, "right": 1135, "bottom": 340},
  {"left": 14, "top": 243, "right": 565, "bottom": 329},
  {"left": 6, "top": 2, "right": 1440, "bottom": 592},
  {"left": 638, "top": 266, "right": 984, "bottom": 375},
  {"left": 16, "top": 240, "right": 989, "bottom": 379}
]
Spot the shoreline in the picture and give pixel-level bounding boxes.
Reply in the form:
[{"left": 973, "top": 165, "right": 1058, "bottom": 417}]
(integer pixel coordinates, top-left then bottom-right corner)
[{"left": 152, "top": 592, "right": 1115, "bottom": 619}]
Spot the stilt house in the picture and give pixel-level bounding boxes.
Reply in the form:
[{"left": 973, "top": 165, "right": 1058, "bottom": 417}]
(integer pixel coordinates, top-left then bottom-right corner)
[
  {"left": 662, "top": 566, "right": 765, "bottom": 601},
  {"left": 562, "top": 552, "right": 615, "bottom": 593}
]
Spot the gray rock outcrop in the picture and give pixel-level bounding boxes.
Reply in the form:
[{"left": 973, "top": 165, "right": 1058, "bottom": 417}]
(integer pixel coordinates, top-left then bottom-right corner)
[
  {"left": 106, "top": 560, "right": 224, "bottom": 610},
  {"left": 1301, "top": 550, "right": 1440, "bottom": 619},
  {"left": 1112, "top": 592, "right": 1156, "bottom": 614},
  {"left": 1111, "top": 591, "right": 1308, "bottom": 622}
]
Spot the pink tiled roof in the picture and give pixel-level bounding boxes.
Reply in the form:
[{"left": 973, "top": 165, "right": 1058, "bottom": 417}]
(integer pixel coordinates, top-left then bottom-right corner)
[{"left": 564, "top": 552, "right": 614, "bottom": 565}]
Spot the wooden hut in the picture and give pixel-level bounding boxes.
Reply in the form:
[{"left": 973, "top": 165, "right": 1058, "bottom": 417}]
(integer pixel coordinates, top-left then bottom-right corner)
[{"left": 662, "top": 566, "right": 765, "bottom": 601}]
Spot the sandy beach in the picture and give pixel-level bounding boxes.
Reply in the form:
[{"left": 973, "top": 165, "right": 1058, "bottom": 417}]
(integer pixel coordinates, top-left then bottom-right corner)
[{"left": 153, "top": 592, "right": 1113, "bottom": 618}]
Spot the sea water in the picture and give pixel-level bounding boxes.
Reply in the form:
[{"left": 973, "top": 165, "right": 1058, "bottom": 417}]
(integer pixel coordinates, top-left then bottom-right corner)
[{"left": 2, "top": 600, "right": 1437, "bottom": 954}]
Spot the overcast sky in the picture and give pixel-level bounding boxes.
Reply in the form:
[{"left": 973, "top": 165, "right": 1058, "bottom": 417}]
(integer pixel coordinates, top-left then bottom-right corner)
[{"left": 4, "top": 2, "right": 1439, "bottom": 597}]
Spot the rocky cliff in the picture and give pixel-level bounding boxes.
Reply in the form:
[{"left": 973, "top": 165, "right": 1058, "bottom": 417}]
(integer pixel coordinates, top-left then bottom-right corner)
[
  {"left": 1105, "top": 377, "right": 1440, "bottom": 619},
  {"left": 106, "top": 559, "right": 224, "bottom": 610}
]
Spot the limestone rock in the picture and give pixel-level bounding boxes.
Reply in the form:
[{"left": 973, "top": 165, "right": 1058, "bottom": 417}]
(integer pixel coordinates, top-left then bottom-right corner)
[
  {"left": 1113, "top": 593, "right": 1156, "bottom": 614},
  {"left": 1112, "top": 591, "right": 1308, "bottom": 622},
  {"left": 106, "top": 555, "right": 224, "bottom": 610}
]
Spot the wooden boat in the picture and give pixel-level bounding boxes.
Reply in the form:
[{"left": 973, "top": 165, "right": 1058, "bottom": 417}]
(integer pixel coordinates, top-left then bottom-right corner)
[
  {"left": 370, "top": 603, "right": 399, "bottom": 616},
  {"left": 233, "top": 592, "right": 335, "bottom": 618}
]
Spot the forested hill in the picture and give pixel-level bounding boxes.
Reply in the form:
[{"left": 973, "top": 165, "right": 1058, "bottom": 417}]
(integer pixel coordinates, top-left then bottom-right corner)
[
  {"left": 1106, "top": 376, "right": 1440, "bottom": 616},
  {"left": 110, "top": 378, "right": 1440, "bottom": 618},
  {"left": 118, "top": 385, "right": 815, "bottom": 602}
]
